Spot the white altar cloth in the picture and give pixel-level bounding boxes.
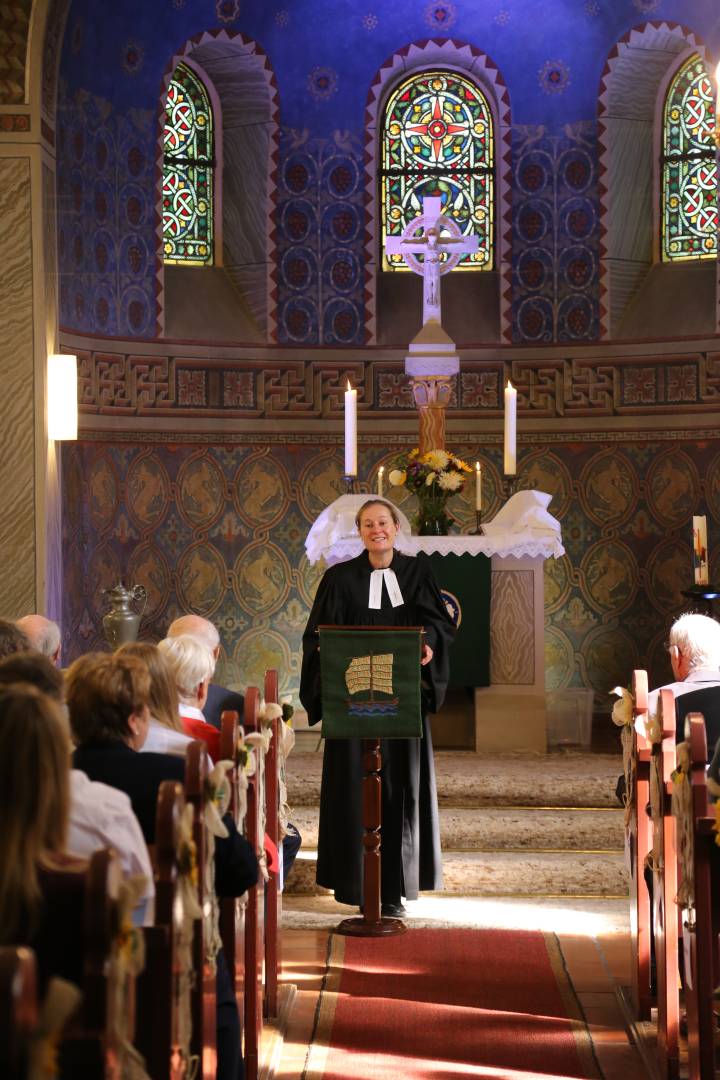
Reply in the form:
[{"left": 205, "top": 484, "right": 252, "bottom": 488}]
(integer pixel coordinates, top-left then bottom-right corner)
[{"left": 305, "top": 491, "right": 564, "bottom": 565}]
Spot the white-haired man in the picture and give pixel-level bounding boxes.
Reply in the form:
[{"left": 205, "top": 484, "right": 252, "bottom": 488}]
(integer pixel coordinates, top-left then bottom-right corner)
[
  {"left": 158, "top": 634, "right": 221, "bottom": 761},
  {"left": 15, "top": 614, "right": 62, "bottom": 665},
  {"left": 650, "top": 612, "right": 720, "bottom": 749},
  {"left": 167, "top": 614, "right": 244, "bottom": 728}
]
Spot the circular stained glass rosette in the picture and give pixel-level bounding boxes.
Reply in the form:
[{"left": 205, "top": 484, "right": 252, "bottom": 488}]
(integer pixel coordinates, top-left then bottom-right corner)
[
  {"left": 163, "top": 65, "right": 214, "bottom": 265},
  {"left": 662, "top": 55, "right": 717, "bottom": 262},
  {"left": 381, "top": 70, "right": 494, "bottom": 271}
]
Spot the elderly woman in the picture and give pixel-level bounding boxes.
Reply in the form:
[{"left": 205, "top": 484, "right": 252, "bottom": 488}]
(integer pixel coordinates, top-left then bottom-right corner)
[
  {"left": 158, "top": 634, "right": 221, "bottom": 761},
  {"left": 300, "top": 497, "right": 455, "bottom": 917},
  {"left": 117, "top": 641, "right": 192, "bottom": 758}
]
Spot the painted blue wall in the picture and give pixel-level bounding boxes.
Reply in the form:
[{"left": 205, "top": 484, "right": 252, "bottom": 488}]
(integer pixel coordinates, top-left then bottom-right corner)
[{"left": 56, "top": 0, "right": 720, "bottom": 342}]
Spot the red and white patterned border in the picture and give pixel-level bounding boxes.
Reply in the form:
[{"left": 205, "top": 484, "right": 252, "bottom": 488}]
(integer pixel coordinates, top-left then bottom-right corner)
[
  {"left": 155, "top": 30, "right": 280, "bottom": 340},
  {"left": 362, "top": 38, "right": 513, "bottom": 345},
  {"left": 596, "top": 21, "right": 710, "bottom": 340}
]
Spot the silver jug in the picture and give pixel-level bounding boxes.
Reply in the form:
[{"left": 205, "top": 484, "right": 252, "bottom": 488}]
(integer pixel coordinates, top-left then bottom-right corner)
[{"left": 102, "top": 583, "right": 147, "bottom": 649}]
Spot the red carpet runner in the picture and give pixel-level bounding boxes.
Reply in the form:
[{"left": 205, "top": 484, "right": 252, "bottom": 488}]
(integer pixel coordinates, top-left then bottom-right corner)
[{"left": 303, "top": 928, "right": 600, "bottom": 1080}]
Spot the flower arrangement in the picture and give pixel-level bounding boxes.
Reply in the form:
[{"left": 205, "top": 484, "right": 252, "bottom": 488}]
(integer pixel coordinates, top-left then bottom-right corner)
[{"left": 388, "top": 448, "right": 472, "bottom": 534}]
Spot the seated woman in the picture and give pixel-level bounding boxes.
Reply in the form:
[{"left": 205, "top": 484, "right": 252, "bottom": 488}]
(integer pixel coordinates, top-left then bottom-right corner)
[
  {"left": 0, "top": 652, "right": 154, "bottom": 925},
  {"left": 116, "top": 641, "right": 192, "bottom": 758},
  {"left": 67, "top": 650, "right": 258, "bottom": 1080},
  {"left": 157, "top": 635, "right": 221, "bottom": 762},
  {"left": 0, "top": 681, "right": 86, "bottom": 994}
]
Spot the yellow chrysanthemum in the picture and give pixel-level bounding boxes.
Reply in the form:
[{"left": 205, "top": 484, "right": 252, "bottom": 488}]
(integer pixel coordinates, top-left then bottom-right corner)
[
  {"left": 408, "top": 448, "right": 419, "bottom": 460},
  {"left": 425, "top": 471, "right": 437, "bottom": 486},
  {"left": 423, "top": 449, "right": 450, "bottom": 471},
  {"left": 438, "top": 470, "right": 463, "bottom": 491}
]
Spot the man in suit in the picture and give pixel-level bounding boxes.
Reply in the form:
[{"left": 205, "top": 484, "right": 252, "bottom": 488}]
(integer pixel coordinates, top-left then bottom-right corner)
[{"left": 167, "top": 614, "right": 244, "bottom": 729}]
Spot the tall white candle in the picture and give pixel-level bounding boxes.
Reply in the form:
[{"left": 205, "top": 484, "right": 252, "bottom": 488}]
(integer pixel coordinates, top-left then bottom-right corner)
[
  {"left": 344, "top": 380, "right": 357, "bottom": 476},
  {"left": 378, "top": 465, "right": 384, "bottom": 497},
  {"left": 475, "top": 462, "right": 482, "bottom": 510},
  {"left": 503, "top": 381, "right": 517, "bottom": 476}
]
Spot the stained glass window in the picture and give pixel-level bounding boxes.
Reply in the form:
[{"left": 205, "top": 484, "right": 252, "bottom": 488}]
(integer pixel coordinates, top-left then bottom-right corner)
[
  {"left": 381, "top": 70, "right": 494, "bottom": 271},
  {"left": 661, "top": 55, "right": 717, "bottom": 262},
  {"left": 163, "top": 63, "right": 214, "bottom": 265}
]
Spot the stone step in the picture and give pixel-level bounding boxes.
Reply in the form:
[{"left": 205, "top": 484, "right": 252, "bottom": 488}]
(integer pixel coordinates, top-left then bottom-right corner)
[
  {"left": 290, "top": 805, "right": 625, "bottom": 852},
  {"left": 286, "top": 750, "right": 623, "bottom": 810},
  {"left": 284, "top": 849, "right": 628, "bottom": 898}
]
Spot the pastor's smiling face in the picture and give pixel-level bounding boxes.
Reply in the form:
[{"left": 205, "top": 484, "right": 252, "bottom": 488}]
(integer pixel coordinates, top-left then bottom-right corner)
[{"left": 358, "top": 503, "right": 398, "bottom": 560}]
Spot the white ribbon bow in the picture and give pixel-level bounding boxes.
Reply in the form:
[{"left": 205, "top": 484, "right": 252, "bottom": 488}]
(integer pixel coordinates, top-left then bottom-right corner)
[{"left": 368, "top": 568, "right": 404, "bottom": 609}]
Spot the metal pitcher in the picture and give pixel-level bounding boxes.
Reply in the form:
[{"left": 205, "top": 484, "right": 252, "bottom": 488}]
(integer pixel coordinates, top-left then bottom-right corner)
[{"left": 102, "top": 583, "right": 147, "bottom": 649}]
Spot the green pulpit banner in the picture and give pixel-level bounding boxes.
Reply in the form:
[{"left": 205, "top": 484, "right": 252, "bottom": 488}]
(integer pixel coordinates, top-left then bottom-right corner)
[
  {"left": 420, "top": 552, "right": 491, "bottom": 688},
  {"left": 318, "top": 625, "right": 423, "bottom": 739}
]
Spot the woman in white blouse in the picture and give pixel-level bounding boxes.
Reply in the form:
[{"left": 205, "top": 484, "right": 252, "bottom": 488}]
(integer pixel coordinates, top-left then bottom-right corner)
[{"left": 116, "top": 641, "right": 192, "bottom": 758}]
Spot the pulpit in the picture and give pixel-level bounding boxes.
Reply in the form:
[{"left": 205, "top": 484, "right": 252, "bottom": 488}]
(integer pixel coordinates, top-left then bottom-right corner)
[{"left": 304, "top": 494, "right": 564, "bottom": 753}]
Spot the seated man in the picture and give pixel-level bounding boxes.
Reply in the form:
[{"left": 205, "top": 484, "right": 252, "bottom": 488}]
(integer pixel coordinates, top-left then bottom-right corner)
[
  {"left": 0, "top": 619, "right": 29, "bottom": 658},
  {"left": 167, "top": 614, "right": 244, "bottom": 729},
  {"left": 157, "top": 634, "right": 221, "bottom": 761},
  {"left": 15, "top": 614, "right": 62, "bottom": 666},
  {"left": 649, "top": 612, "right": 720, "bottom": 716}
]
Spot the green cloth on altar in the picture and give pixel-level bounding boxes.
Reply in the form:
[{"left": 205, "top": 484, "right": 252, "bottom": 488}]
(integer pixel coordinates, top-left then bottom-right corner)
[
  {"left": 420, "top": 552, "right": 491, "bottom": 688},
  {"left": 318, "top": 625, "right": 423, "bottom": 739}
]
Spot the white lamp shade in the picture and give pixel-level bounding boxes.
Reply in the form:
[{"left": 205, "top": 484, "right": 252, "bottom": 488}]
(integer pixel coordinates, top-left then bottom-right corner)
[{"left": 47, "top": 353, "right": 78, "bottom": 440}]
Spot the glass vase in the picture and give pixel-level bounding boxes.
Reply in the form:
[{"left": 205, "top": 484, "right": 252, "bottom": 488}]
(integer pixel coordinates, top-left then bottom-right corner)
[{"left": 415, "top": 500, "right": 450, "bottom": 536}]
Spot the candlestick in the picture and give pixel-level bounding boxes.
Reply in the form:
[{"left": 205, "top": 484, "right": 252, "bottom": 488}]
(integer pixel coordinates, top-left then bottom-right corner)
[
  {"left": 503, "top": 381, "right": 517, "bottom": 476},
  {"left": 474, "top": 461, "right": 482, "bottom": 511},
  {"left": 377, "top": 465, "right": 384, "bottom": 498},
  {"left": 344, "top": 380, "right": 357, "bottom": 477}
]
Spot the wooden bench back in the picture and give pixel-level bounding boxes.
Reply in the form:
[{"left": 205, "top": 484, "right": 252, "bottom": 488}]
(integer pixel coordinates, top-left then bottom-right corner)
[
  {"left": 218, "top": 708, "right": 246, "bottom": 1004},
  {"left": 679, "top": 715, "right": 718, "bottom": 1080},
  {"left": 184, "top": 740, "right": 217, "bottom": 1080},
  {"left": 244, "top": 686, "right": 264, "bottom": 1080},
  {"left": 0, "top": 947, "right": 37, "bottom": 1079},
  {"left": 652, "top": 687, "right": 680, "bottom": 1080},
  {"left": 135, "top": 780, "right": 188, "bottom": 1080},
  {"left": 629, "top": 668, "right": 653, "bottom": 1020},
  {"left": 263, "top": 668, "right": 282, "bottom": 1019}
]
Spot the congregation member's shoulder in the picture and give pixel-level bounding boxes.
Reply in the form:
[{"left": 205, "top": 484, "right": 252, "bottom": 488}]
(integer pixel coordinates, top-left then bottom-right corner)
[{"left": 136, "top": 748, "right": 186, "bottom": 780}]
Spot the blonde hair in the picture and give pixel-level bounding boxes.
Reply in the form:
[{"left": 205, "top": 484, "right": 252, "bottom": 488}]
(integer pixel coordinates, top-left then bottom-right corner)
[
  {"left": 355, "top": 499, "right": 400, "bottom": 530},
  {"left": 65, "top": 652, "right": 151, "bottom": 745},
  {"left": 116, "top": 641, "right": 183, "bottom": 732},
  {"left": 158, "top": 635, "right": 214, "bottom": 705},
  {"left": 0, "top": 683, "right": 71, "bottom": 941}
]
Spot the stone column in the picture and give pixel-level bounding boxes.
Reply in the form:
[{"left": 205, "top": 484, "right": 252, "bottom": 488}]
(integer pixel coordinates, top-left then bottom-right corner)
[{"left": 0, "top": 0, "right": 64, "bottom": 618}]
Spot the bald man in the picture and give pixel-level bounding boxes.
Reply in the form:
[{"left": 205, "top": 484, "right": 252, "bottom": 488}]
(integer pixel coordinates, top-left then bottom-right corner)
[
  {"left": 15, "top": 615, "right": 61, "bottom": 665},
  {"left": 167, "top": 614, "right": 244, "bottom": 729}
]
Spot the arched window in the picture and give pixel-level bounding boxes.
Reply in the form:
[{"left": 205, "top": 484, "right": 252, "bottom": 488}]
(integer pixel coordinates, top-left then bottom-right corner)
[
  {"left": 661, "top": 55, "right": 717, "bottom": 262},
  {"left": 163, "top": 63, "right": 215, "bottom": 265},
  {"left": 381, "top": 70, "right": 494, "bottom": 272}
]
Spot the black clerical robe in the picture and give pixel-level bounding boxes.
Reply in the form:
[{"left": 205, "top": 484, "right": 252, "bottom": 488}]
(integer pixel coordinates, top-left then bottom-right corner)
[{"left": 300, "top": 549, "right": 455, "bottom": 905}]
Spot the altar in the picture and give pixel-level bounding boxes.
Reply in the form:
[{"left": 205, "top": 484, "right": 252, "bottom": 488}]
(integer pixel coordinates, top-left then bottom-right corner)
[{"left": 304, "top": 494, "right": 564, "bottom": 754}]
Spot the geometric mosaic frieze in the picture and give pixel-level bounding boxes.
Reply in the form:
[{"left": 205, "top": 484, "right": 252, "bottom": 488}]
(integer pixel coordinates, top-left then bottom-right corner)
[{"left": 73, "top": 343, "right": 720, "bottom": 422}]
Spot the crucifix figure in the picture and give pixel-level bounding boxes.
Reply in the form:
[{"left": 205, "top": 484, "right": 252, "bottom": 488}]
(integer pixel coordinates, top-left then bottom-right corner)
[{"left": 385, "top": 196, "right": 479, "bottom": 326}]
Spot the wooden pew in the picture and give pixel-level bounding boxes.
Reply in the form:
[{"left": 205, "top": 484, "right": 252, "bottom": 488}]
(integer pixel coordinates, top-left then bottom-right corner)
[
  {"left": 650, "top": 687, "right": 680, "bottom": 1080},
  {"left": 629, "top": 669, "right": 653, "bottom": 1021},
  {"left": 219, "top": 707, "right": 246, "bottom": 1005},
  {"left": 135, "top": 780, "right": 190, "bottom": 1080},
  {"left": 184, "top": 740, "right": 217, "bottom": 1080},
  {"left": 0, "top": 947, "right": 38, "bottom": 1079},
  {"left": 264, "top": 667, "right": 282, "bottom": 1019},
  {"left": 244, "top": 686, "right": 265, "bottom": 1080},
  {"left": 675, "top": 714, "right": 719, "bottom": 1080}
]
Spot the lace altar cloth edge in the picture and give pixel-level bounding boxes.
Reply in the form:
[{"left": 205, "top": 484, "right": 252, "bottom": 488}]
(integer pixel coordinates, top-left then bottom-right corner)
[{"left": 312, "top": 532, "right": 565, "bottom": 566}]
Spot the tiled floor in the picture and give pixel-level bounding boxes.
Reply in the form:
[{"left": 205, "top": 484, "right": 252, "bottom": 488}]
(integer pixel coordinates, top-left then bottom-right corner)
[{"left": 267, "top": 903, "right": 649, "bottom": 1079}]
